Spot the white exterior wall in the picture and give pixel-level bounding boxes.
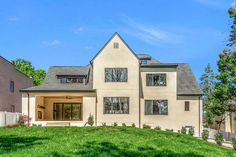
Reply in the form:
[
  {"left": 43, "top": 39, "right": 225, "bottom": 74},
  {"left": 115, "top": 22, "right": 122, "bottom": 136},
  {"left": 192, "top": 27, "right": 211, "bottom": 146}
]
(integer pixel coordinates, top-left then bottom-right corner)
[{"left": 93, "top": 34, "right": 140, "bottom": 126}]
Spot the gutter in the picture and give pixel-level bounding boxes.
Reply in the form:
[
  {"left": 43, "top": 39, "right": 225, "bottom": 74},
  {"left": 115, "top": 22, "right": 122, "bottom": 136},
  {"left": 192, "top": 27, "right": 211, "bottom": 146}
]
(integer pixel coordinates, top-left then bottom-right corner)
[{"left": 199, "top": 95, "right": 201, "bottom": 137}]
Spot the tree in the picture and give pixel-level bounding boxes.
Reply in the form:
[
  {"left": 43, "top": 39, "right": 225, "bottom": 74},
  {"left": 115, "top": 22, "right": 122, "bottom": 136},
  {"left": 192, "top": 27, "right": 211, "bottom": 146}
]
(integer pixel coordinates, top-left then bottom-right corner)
[
  {"left": 12, "top": 58, "right": 46, "bottom": 86},
  {"left": 227, "top": 5, "right": 236, "bottom": 47},
  {"left": 210, "top": 49, "right": 236, "bottom": 129},
  {"left": 200, "top": 64, "right": 215, "bottom": 127}
]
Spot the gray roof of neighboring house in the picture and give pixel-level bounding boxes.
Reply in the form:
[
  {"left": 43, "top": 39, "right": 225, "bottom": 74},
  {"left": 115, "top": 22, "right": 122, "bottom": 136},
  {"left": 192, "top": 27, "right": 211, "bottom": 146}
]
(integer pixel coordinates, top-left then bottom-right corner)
[{"left": 21, "top": 65, "right": 94, "bottom": 92}]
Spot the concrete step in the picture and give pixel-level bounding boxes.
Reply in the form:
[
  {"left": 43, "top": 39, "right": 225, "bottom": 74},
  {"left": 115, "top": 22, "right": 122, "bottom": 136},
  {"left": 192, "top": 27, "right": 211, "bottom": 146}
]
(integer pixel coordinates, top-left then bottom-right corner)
[{"left": 46, "top": 122, "right": 70, "bottom": 126}]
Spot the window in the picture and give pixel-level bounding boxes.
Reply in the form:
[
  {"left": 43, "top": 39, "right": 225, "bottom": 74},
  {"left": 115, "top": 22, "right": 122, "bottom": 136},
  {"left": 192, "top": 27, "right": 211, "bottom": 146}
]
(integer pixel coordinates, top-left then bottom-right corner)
[
  {"left": 11, "top": 105, "right": 15, "bottom": 112},
  {"left": 146, "top": 74, "right": 166, "bottom": 86},
  {"left": 105, "top": 68, "right": 128, "bottom": 82},
  {"left": 113, "top": 42, "right": 119, "bottom": 49},
  {"left": 10, "top": 81, "right": 14, "bottom": 93},
  {"left": 38, "top": 111, "right": 42, "bottom": 119},
  {"left": 104, "top": 97, "right": 129, "bottom": 114},
  {"left": 185, "top": 101, "right": 190, "bottom": 111},
  {"left": 53, "top": 103, "right": 82, "bottom": 120},
  {"left": 57, "top": 75, "right": 85, "bottom": 84},
  {"left": 140, "top": 60, "right": 148, "bottom": 65},
  {"left": 145, "top": 100, "right": 168, "bottom": 115}
]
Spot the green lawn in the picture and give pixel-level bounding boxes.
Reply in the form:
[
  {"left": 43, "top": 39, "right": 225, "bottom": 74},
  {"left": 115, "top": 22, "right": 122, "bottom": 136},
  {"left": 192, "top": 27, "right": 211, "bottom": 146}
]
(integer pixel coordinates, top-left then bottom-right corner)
[{"left": 0, "top": 126, "right": 235, "bottom": 157}]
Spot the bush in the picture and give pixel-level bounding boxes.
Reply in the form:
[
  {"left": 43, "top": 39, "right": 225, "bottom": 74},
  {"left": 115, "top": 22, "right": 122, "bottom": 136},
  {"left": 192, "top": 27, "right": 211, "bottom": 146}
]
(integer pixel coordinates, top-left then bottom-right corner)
[
  {"left": 188, "top": 127, "right": 194, "bottom": 136},
  {"left": 18, "top": 115, "right": 31, "bottom": 127},
  {"left": 113, "top": 122, "right": 118, "bottom": 126},
  {"left": 201, "top": 129, "right": 209, "bottom": 140},
  {"left": 165, "top": 129, "right": 173, "bottom": 132},
  {"left": 232, "top": 138, "right": 236, "bottom": 150},
  {"left": 154, "top": 126, "right": 161, "bottom": 130},
  {"left": 215, "top": 132, "right": 224, "bottom": 146},
  {"left": 102, "top": 123, "right": 106, "bottom": 126},
  {"left": 181, "top": 127, "right": 187, "bottom": 134},
  {"left": 87, "top": 114, "right": 94, "bottom": 126},
  {"left": 132, "top": 123, "right": 136, "bottom": 127},
  {"left": 143, "top": 124, "right": 151, "bottom": 129},
  {"left": 122, "top": 123, "right": 126, "bottom": 127}
]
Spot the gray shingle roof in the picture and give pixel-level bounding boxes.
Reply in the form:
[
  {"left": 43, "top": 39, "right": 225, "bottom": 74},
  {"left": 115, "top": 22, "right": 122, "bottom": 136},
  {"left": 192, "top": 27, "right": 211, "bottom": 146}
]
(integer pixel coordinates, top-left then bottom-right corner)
[
  {"left": 137, "top": 54, "right": 160, "bottom": 64},
  {"left": 177, "top": 64, "right": 202, "bottom": 95},
  {"left": 21, "top": 65, "right": 94, "bottom": 92}
]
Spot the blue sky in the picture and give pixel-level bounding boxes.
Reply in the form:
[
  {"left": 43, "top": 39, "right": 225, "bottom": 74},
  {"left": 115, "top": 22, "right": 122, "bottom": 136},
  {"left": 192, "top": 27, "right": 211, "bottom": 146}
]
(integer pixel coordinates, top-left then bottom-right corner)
[{"left": 0, "top": 0, "right": 235, "bottom": 81}]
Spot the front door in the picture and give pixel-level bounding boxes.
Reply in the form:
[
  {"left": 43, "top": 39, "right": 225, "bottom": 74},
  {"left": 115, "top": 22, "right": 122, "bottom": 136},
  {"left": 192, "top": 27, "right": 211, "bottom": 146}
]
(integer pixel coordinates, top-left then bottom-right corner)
[{"left": 53, "top": 103, "right": 82, "bottom": 121}]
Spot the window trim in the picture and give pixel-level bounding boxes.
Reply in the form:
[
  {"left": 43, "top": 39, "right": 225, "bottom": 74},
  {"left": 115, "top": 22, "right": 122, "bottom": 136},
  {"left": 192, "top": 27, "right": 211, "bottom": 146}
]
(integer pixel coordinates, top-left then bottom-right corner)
[
  {"left": 144, "top": 99, "right": 168, "bottom": 115},
  {"left": 103, "top": 97, "right": 129, "bottom": 114},
  {"left": 146, "top": 73, "right": 167, "bottom": 87},
  {"left": 104, "top": 68, "right": 128, "bottom": 82}
]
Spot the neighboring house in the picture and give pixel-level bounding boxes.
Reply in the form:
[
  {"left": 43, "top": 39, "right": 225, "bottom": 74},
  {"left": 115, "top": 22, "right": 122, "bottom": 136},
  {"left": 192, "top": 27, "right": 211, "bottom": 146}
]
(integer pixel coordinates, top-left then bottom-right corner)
[
  {"left": 21, "top": 33, "right": 203, "bottom": 135},
  {"left": 0, "top": 56, "right": 33, "bottom": 112}
]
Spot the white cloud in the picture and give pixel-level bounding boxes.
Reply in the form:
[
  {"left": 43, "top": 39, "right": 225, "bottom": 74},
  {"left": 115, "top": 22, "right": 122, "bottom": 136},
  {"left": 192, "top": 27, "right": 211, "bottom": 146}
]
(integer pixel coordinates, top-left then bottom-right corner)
[
  {"left": 73, "top": 27, "right": 84, "bottom": 34},
  {"left": 231, "top": 1, "right": 236, "bottom": 7},
  {"left": 123, "top": 16, "right": 183, "bottom": 44},
  {"left": 42, "top": 40, "right": 61, "bottom": 46},
  {"left": 7, "top": 17, "right": 19, "bottom": 22}
]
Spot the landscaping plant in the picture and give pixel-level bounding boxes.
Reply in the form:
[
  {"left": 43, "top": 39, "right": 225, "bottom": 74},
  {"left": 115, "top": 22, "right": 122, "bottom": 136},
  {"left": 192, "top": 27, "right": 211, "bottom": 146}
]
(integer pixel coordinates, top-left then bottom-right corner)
[
  {"left": 181, "top": 127, "right": 187, "bottom": 134},
  {"left": 142, "top": 124, "right": 151, "bottom": 129},
  {"left": 232, "top": 138, "right": 236, "bottom": 150},
  {"left": 215, "top": 132, "right": 224, "bottom": 146},
  {"left": 201, "top": 129, "right": 209, "bottom": 140},
  {"left": 188, "top": 127, "right": 194, "bottom": 136},
  {"left": 87, "top": 114, "right": 94, "bottom": 126}
]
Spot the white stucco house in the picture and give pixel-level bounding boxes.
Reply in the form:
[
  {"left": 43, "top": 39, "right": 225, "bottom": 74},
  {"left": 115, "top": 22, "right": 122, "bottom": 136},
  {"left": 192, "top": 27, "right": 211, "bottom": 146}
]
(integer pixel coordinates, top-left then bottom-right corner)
[{"left": 21, "top": 33, "right": 203, "bottom": 136}]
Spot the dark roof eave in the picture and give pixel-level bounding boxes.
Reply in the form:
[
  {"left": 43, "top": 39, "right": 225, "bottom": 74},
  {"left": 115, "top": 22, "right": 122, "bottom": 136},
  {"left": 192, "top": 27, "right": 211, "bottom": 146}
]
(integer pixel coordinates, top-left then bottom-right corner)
[
  {"left": 141, "top": 64, "right": 178, "bottom": 67},
  {"left": 20, "top": 89, "right": 96, "bottom": 93}
]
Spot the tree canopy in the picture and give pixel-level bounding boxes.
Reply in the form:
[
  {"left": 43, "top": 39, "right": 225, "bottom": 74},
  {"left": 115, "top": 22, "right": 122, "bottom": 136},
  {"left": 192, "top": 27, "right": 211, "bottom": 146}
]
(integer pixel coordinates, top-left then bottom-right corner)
[{"left": 11, "top": 58, "right": 46, "bottom": 86}]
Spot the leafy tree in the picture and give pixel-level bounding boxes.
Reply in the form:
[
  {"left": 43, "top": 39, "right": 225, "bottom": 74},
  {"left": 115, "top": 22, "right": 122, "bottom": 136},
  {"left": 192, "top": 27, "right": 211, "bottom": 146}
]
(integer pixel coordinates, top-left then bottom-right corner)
[
  {"left": 227, "top": 5, "right": 236, "bottom": 47},
  {"left": 12, "top": 58, "right": 46, "bottom": 86},
  {"left": 200, "top": 64, "right": 215, "bottom": 126}
]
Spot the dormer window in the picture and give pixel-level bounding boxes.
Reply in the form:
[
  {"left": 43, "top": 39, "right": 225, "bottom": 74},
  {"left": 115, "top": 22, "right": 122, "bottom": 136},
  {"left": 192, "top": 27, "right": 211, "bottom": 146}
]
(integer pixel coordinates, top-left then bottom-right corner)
[
  {"left": 113, "top": 42, "right": 119, "bottom": 49},
  {"left": 57, "top": 75, "right": 86, "bottom": 84},
  {"left": 140, "top": 60, "right": 147, "bottom": 65}
]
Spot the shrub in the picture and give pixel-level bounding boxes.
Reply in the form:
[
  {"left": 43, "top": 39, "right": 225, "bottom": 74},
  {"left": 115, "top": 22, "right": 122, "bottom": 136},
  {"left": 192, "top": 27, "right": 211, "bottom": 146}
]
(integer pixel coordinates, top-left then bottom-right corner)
[
  {"left": 102, "top": 123, "right": 106, "bottom": 126},
  {"left": 232, "top": 138, "right": 236, "bottom": 150},
  {"left": 87, "top": 114, "right": 94, "bottom": 126},
  {"left": 165, "top": 129, "right": 173, "bottom": 132},
  {"left": 18, "top": 115, "right": 31, "bottom": 127},
  {"left": 143, "top": 124, "right": 151, "bottom": 129},
  {"left": 132, "top": 123, "right": 136, "bottom": 127},
  {"left": 214, "top": 132, "right": 224, "bottom": 146},
  {"left": 188, "top": 127, "right": 194, "bottom": 136},
  {"left": 113, "top": 122, "right": 118, "bottom": 126},
  {"left": 122, "top": 123, "right": 126, "bottom": 127},
  {"left": 181, "top": 127, "right": 187, "bottom": 134},
  {"left": 154, "top": 126, "right": 161, "bottom": 130},
  {"left": 201, "top": 129, "right": 209, "bottom": 140}
]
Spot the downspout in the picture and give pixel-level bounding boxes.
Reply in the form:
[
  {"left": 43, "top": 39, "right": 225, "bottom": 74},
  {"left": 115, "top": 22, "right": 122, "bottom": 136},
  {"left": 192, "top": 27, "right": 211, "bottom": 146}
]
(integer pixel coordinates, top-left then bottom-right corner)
[
  {"left": 27, "top": 92, "right": 30, "bottom": 126},
  {"left": 138, "top": 63, "right": 141, "bottom": 128},
  {"left": 198, "top": 95, "right": 201, "bottom": 137}
]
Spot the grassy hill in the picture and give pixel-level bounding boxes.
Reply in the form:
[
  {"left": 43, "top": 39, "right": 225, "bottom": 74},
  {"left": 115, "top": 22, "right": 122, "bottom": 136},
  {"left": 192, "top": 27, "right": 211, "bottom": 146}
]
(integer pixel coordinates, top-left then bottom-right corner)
[{"left": 0, "top": 126, "right": 235, "bottom": 157}]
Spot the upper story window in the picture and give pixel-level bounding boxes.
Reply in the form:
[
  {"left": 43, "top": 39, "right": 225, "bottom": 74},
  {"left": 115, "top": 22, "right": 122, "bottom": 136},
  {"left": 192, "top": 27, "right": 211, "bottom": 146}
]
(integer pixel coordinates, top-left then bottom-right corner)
[
  {"left": 57, "top": 75, "right": 86, "bottom": 84},
  {"left": 145, "top": 100, "right": 168, "bottom": 115},
  {"left": 104, "top": 97, "right": 129, "bottom": 114},
  {"left": 113, "top": 42, "right": 119, "bottom": 49},
  {"left": 146, "top": 73, "right": 166, "bottom": 86},
  {"left": 140, "top": 60, "right": 148, "bottom": 65},
  {"left": 105, "top": 68, "right": 127, "bottom": 82},
  {"left": 10, "top": 81, "right": 14, "bottom": 93},
  {"left": 185, "top": 101, "right": 190, "bottom": 111}
]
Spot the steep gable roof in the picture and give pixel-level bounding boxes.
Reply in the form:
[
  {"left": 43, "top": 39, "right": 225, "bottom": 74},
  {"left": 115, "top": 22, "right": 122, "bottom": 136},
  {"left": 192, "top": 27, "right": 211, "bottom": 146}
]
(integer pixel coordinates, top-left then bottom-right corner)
[{"left": 90, "top": 32, "right": 139, "bottom": 63}]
